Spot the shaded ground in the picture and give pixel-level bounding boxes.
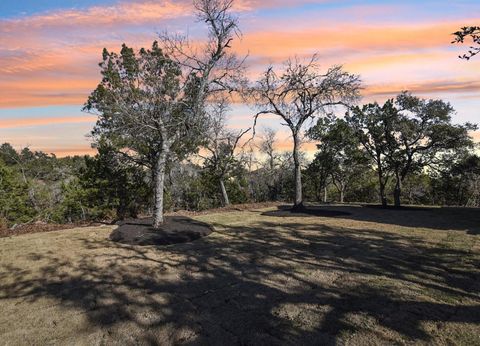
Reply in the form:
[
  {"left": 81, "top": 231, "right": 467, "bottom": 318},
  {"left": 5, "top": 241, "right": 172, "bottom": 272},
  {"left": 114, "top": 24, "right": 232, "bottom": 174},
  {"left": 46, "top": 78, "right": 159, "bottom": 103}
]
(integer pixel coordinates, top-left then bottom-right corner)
[
  {"left": 0, "top": 205, "right": 479, "bottom": 345},
  {"left": 110, "top": 216, "right": 212, "bottom": 246},
  {"left": 264, "top": 204, "right": 480, "bottom": 235}
]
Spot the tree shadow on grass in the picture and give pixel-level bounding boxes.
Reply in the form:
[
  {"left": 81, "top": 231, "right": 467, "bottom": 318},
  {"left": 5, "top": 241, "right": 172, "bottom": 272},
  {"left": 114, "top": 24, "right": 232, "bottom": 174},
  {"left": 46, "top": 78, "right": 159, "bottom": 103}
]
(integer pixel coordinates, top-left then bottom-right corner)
[
  {"left": 262, "top": 204, "right": 480, "bottom": 235},
  {"left": 1, "top": 218, "right": 479, "bottom": 344},
  {"left": 262, "top": 205, "right": 352, "bottom": 218}
]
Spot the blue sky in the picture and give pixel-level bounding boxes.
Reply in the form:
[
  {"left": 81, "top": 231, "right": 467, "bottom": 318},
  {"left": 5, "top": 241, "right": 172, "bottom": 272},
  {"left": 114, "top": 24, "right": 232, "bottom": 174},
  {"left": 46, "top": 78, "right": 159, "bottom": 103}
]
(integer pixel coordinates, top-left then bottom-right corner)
[{"left": 0, "top": 0, "right": 120, "bottom": 18}]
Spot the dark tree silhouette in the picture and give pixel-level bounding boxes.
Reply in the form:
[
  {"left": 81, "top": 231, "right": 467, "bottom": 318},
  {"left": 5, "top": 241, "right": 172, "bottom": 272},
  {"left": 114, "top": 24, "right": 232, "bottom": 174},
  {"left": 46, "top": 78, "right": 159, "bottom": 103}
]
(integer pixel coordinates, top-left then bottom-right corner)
[
  {"left": 346, "top": 101, "right": 396, "bottom": 207},
  {"left": 452, "top": 26, "right": 480, "bottom": 60},
  {"left": 348, "top": 93, "right": 477, "bottom": 207}
]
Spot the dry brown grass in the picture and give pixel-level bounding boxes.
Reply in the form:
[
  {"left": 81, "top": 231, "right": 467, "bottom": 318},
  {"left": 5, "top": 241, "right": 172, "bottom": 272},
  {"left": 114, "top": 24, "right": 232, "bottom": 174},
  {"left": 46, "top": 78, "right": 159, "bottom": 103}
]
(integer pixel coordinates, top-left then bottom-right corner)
[{"left": 0, "top": 204, "right": 479, "bottom": 345}]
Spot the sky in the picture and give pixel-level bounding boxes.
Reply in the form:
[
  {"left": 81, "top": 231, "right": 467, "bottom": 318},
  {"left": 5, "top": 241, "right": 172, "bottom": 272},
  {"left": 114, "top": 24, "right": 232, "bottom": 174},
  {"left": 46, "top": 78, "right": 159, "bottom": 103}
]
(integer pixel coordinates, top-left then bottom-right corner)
[{"left": 0, "top": 0, "right": 479, "bottom": 157}]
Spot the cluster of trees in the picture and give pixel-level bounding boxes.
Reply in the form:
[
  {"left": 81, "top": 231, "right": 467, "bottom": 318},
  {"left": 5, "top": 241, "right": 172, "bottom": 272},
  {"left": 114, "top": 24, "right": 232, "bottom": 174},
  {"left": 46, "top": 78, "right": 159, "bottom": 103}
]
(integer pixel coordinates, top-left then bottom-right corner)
[
  {"left": 0, "top": 132, "right": 290, "bottom": 227},
  {"left": 1, "top": 1, "right": 478, "bottom": 230},
  {"left": 304, "top": 92, "right": 477, "bottom": 207},
  {"left": 0, "top": 144, "right": 85, "bottom": 227}
]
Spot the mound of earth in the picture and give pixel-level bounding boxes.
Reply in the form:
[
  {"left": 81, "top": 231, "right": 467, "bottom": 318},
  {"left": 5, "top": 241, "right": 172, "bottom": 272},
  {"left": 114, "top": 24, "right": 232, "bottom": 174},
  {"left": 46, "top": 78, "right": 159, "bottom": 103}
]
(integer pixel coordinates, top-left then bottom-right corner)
[{"left": 110, "top": 216, "right": 213, "bottom": 246}]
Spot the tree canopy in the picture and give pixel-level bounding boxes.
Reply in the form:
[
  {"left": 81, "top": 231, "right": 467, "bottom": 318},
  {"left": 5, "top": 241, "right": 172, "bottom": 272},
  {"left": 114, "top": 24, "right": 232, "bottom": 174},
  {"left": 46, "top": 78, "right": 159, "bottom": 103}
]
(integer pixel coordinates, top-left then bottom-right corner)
[{"left": 347, "top": 92, "right": 476, "bottom": 207}]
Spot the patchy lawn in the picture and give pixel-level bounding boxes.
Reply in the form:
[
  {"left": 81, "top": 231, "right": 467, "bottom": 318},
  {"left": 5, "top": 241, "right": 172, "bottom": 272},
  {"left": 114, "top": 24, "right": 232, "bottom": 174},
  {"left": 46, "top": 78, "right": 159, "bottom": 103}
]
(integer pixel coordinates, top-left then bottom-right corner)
[{"left": 0, "top": 205, "right": 479, "bottom": 345}]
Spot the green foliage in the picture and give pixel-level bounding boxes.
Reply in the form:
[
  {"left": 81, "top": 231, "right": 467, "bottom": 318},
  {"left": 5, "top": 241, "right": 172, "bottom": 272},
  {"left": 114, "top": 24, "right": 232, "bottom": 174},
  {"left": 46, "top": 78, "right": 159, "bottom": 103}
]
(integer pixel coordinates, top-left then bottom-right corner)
[
  {"left": 432, "top": 154, "right": 480, "bottom": 207},
  {"left": 225, "top": 175, "right": 249, "bottom": 205},
  {"left": 52, "top": 179, "right": 89, "bottom": 223},
  {"left": 85, "top": 41, "right": 213, "bottom": 172},
  {"left": 167, "top": 165, "right": 219, "bottom": 211},
  {"left": 347, "top": 92, "right": 477, "bottom": 206},
  {"left": 345, "top": 169, "right": 378, "bottom": 203},
  {"left": 401, "top": 173, "right": 433, "bottom": 206},
  {"left": 303, "top": 151, "right": 333, "bottom": 201},
  {"left": 0, "top": 143, "right": 19, "bottom": 166},
  {"left": 306, "top": 117, "right": 370, "bottom": 203},
  {"left": 75, "top": 145, "right": 152, "bottom": 221},
  {"left": 0, "top": 160, "right": 35, "bottom": 225}
]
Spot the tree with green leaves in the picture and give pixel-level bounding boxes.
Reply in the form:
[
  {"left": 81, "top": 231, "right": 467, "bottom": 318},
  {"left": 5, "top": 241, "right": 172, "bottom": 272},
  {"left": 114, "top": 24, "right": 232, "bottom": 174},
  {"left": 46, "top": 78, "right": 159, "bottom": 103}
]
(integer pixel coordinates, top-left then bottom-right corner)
[
  {"left": 252, "top": 56, "right": 361, "bottom": 209},
  {"left": 303, "top": 149, "right": 334, "bottom": 202},
  {"left": 346, "top": 101, "right": 396, "bottom": 207},
  {"left": 433, "top": 154, "right": 480, "bottom": 207},
  {"left": 348, "top": 93, "right": 477, "bottom": 207},
  {"left": 308, "top": 117, "right": 369, "bottom": 203},
  {"left": 84, "top": 0, "right": 243, "bottom": 229},
  {"left": 77, "top": 144, "right": 151, "bottom": 221},
  {"left": 0, "top": 143, "right": 19, "bottom": 166},
  {"left": 0, "top": 159, "right": 35, "bottom": 225}
]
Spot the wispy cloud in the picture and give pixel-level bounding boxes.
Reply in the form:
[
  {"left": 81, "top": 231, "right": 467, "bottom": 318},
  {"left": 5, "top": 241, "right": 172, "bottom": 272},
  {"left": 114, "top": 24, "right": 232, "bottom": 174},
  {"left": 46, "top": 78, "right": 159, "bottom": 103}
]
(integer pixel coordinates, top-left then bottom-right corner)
[
  {"left": 364, "top": 80, "right": 480, "bottom": 98},
  {"left": 0, "top": 1, "right": 189, "bottom": 29}
]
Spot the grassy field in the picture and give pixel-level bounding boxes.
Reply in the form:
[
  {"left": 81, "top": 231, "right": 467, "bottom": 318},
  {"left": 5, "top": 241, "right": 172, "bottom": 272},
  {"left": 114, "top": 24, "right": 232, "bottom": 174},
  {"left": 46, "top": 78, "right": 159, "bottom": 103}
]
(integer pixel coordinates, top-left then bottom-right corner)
[{"left": 0, "top": 205, "right": 479, "bottom": 345}]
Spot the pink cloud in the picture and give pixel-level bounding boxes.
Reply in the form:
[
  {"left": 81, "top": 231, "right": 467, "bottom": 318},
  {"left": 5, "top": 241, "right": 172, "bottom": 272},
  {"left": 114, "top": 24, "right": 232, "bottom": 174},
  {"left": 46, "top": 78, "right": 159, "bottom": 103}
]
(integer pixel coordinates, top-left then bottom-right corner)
[{"left": 0, "top": 1, "right": 190, "bottom": 30}]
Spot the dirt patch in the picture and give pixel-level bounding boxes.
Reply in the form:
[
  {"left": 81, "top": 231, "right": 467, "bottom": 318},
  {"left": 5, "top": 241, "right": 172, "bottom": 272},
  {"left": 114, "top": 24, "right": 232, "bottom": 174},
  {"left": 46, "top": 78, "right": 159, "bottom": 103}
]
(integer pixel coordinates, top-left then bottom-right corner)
[
  {"left": 0, "top": 221, "right": 101, "bottom": 238},
  {"left": 109, "top": 216, "right": 213, "bottom": 246}
]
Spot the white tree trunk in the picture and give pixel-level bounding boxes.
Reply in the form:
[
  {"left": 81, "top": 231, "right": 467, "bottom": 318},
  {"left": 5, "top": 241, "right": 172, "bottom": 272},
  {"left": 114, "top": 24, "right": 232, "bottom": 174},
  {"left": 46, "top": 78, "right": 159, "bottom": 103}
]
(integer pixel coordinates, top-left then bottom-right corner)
[
  {"left": 340, "top": 181, "right": 345, "bottom": 203},
  {"left": 220, "top": 179, "right": 230, "bottom": 206},
  {"left": 293, "top": 132, "right": 303, "bottom": 208},
  {"left": 153, "top": 149, "right": 168, "bottom": 229}
]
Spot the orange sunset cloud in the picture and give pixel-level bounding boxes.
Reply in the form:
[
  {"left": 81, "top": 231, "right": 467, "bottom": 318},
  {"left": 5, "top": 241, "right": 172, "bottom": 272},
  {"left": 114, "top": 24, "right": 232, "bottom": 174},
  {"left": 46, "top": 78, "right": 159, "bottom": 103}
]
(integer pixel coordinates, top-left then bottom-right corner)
[
  {"left": 1, "top": 15, "right": 478, "bottom": 108},
  {"left": 238, "top": 20, "right": 480, "bottom": 58},
  {"left": 0, "top": 1, "right": 189, "bottom": 30},
  {"left": 0, "top": 116, "right": 96, "bottom": 129},
  {"left": 44, "top": 146, "right": 97, "bottom": 157}
]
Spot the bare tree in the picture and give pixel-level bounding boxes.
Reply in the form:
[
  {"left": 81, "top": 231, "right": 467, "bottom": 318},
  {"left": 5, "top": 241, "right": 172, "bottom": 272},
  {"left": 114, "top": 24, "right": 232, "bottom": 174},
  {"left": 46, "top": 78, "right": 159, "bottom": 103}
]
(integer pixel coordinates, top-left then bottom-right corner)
[
  {"left": 251, "top": 56, "right": 361, "bottom": 209},
  {"left": 201, "top": 99, "right": 250, "bottom": 206},
  {"left": 259, "top": 127, "right": 278, "bottom": 171},
  {"left": 85, "top": 0, "right": 244, "bottom": 229}
]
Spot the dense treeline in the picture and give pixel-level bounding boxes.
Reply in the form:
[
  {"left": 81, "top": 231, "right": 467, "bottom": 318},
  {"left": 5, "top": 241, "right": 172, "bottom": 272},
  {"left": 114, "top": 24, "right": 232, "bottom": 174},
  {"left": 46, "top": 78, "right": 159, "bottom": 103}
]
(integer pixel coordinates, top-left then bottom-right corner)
[{"left": 1, "top": 105, "right": 478, "bottom": 229}]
